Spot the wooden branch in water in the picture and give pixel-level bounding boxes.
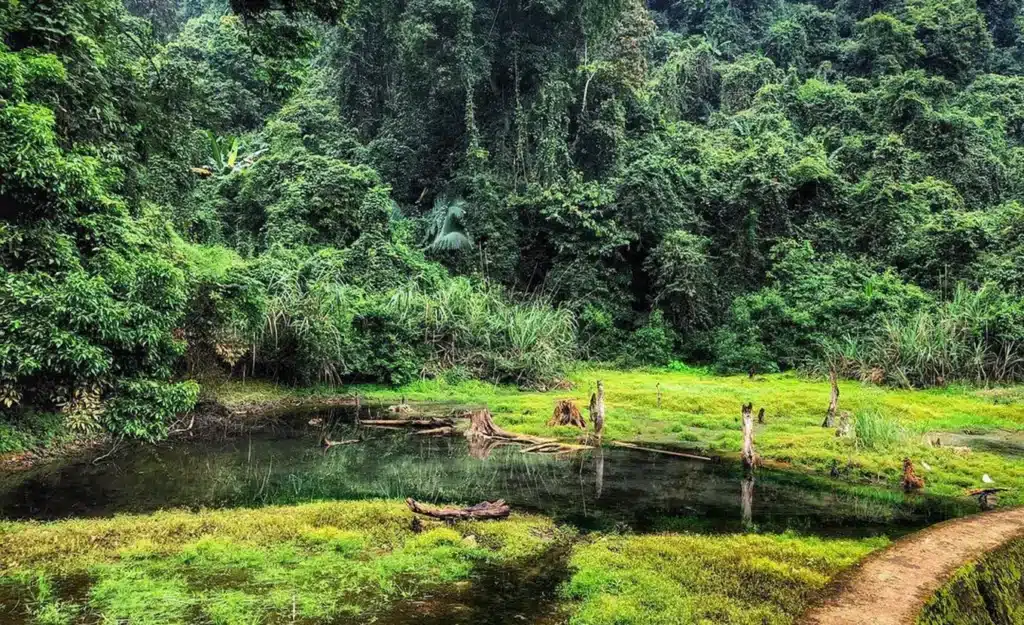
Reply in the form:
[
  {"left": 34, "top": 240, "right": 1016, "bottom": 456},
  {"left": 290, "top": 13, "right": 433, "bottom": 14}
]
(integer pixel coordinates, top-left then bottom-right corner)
[
  {"left": 416, "top": 426, "right": 455, "bottom": 436},
  {"left": 611, "top": 441, "right": 713, "bottom": 462},
  {"left": 322, "top": 438, "right": 359, "bottom": 448},
  {"left": 358, "top": 418, "right": 454, "bottom": 428},
  {"left": 406, "top": 498, "right": 511, "bottom": 521}
]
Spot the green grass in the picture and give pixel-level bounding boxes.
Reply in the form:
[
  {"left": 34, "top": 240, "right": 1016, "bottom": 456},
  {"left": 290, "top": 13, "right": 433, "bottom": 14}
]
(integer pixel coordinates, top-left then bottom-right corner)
[
  {"left": 0, "top": 500, "right": 561, "bottom": 624},
  {"left": 562, "top": 531, "right": 888, "bottom": 625},
  {"left": 217, "top": 367, "right": 1024, "bottom": 503}
]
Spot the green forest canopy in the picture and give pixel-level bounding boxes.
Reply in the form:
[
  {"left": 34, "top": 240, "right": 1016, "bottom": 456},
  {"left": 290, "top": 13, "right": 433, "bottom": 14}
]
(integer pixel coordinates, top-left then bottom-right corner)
[{"left": 3, "top": 0, "right": 1024, "bottom": 439}]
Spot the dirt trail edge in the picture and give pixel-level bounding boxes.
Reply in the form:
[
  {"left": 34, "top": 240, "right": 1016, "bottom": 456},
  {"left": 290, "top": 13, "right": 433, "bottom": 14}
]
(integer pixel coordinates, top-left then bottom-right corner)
[{"left": 801, "top": 506, "right": 1024, "bottom": 625}]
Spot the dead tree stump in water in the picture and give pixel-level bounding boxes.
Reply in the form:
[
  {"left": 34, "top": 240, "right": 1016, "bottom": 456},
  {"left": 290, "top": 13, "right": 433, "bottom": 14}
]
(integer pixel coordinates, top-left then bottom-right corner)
[
  {"left": 549, "top": 399, "right": 586, "bottom": 429},
  {"left": 741, "top": 403, "right": 759, "bottom": 471},
  {"left": 589, "top": 381, "right": 605, "bottom": 438},
  {"left": 822, "top": 369, "right": 840, "bottom": 428},
  {"left": 901, "top": 458, "right": 925, "bottom": 491},
  {"left": 467, "top": 409, "right": 513, "bottom": 439}
]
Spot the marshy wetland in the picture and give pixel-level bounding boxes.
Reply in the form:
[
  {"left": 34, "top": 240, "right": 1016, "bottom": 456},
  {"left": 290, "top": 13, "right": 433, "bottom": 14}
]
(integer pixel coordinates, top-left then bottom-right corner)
[{"left": 2, "top": 369, "right": 1023, "bottom": 624}]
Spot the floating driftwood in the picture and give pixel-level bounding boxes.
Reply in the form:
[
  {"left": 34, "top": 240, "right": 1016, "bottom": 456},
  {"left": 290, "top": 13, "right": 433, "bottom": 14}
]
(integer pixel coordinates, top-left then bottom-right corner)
[
  {"left": 359, "top": 418, "right": 454, "bottom": 428},
  {"left": 416, "top": 426, "right": 455, "bottom": 436},
  {"left": 322, "top": 437, "right": 359, "bottom": 448},
  {"left": 406, "top": 498, "right": 511, "bottom": 521},
  {"left": 611, "top": 441, "right": 713, "bottom": 462},
  {"left": 549, "top": 399, "right": 586, "bottom": 429}
]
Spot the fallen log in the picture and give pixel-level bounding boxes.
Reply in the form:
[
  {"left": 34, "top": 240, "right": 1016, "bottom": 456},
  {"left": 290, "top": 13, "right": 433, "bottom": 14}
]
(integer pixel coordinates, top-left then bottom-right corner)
[
  {"left": 967, "top": 487, "right": 1010, "bottom": 510},
  {"left": 416, "top": 426, "right": 455, "bottom": 436},
  {"left": 322, "top": 438, "right": 359, "bottom": 448},
  {"left": 406, "top": 498, "right": 511, "bottom": 521},
  {"left": 611, "top": 441, "right": 713, "bottom": 462}
]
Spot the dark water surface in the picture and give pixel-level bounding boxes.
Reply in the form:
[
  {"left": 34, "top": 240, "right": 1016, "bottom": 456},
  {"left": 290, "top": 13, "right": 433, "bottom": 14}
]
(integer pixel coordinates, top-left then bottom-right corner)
[{"left": 0, "top": 406, "right": 968, "bottom": 536}]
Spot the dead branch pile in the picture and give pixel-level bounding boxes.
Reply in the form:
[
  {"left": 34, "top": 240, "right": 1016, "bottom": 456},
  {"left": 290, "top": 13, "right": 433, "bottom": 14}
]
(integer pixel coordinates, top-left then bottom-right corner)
[{"left": 406, "top": 498, "right": 511, "bottom": 521}]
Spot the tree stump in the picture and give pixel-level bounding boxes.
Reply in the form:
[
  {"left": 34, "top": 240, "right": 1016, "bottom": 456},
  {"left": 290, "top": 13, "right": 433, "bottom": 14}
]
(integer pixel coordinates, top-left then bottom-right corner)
[
  {"left": 757, "top": 408, "right": 765, "bottom": 424},
  {"left": 467, "top": 409, "right": 513, "bottom": 439},
  {"left": 741, "top": 403, "right": 759, "bottom": 471},
  {"left": 549, "top": 399, "right": 586, "bottom": 429},
  {"left": 822, "top": 369, "right": 840, "bottom": 428},
  {"left": 901, "top": 458, "right": 925, "bottom": 491},
  {"left": 589, "top": 381, "right": 605, "bottom": 438}
]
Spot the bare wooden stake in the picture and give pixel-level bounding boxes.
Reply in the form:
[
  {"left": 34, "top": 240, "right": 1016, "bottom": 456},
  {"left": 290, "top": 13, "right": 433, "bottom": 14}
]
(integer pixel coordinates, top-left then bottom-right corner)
[
  {"left": 589, "top": 380, "right": 605, "bottom": 438},
  {"left": 822, "top": 369, "right": 840, "bottom": 428},
  {"left": 741, "top": 403, "right": 759, "bottom": 471}
]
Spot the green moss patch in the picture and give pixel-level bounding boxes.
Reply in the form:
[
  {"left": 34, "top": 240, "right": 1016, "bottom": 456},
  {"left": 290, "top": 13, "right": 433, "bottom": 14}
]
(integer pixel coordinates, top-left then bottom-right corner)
[{"left": 0, "top": 500, "right": 560, "bottom": 624}]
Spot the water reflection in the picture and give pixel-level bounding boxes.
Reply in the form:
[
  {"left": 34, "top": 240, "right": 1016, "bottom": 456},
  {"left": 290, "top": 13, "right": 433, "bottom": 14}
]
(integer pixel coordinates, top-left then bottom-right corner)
[{"left": 0, "top": 407, "right": 972, "bottom": 535}]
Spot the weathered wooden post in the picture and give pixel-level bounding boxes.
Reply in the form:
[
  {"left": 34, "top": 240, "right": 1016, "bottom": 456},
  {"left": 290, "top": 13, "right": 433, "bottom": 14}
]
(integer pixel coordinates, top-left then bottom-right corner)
[
  {"left": 589, "top": 380, "right": 605, "bottom": 438},
  {"left": 822, "top": 369, "right": 840, "bottom": 428},
  {"left": 741, "top": 403, "right": 758, "bottom": 471}
]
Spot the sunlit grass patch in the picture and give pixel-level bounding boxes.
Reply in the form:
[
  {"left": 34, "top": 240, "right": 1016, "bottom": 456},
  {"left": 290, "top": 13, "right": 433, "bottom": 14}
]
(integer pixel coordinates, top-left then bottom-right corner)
[
  {"left": 562, "top": 531, "right": 888, "bottom": 625},
  {"left": 0, "top": 500, "right": 559, "bottom": 624}
]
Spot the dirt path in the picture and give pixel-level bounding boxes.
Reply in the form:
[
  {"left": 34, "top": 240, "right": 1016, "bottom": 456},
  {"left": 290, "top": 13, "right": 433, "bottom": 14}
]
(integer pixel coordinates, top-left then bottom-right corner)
[{"left": 801, "top": 506, "right": 1024, "bottom": 625}]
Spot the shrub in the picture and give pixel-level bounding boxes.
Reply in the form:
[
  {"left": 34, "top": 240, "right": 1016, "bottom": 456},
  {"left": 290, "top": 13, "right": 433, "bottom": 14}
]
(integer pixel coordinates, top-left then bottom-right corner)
[{"left": 853, "top": 409, "right": 907, "bottom": 451}]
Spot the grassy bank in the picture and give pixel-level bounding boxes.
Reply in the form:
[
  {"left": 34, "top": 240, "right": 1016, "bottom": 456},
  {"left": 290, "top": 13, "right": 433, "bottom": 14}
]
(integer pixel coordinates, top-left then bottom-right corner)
[
  {"left": 918, "top": 537, "right": 1024, "bottom": 625},
  {"left": 0, "top": 500, "right": 561, "bottom": 624},
  {"left": 216, "top": 367, "right": 1024, "bottom": 504},
  {"left": 563, "top": 531, "right": 887, "bottom": 625}
]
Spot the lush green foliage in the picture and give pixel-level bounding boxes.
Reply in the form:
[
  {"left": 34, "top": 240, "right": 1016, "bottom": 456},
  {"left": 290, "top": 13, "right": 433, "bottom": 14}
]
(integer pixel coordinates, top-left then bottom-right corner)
[{"left": 6, "top": 0, "right": 1024, "bottom": 442}]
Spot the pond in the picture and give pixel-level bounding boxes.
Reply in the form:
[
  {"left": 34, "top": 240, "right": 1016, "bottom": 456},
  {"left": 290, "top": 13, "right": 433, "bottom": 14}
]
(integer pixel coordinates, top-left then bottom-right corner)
[{"left": 0, "top": 406, "right": 968, "bottom": 537}]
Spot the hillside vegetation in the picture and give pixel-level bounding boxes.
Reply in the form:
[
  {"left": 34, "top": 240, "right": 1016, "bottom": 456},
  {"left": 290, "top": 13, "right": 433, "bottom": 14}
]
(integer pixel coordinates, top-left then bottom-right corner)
[{"left": 3, "top": 0, "right": 1024, "bottom": 443}]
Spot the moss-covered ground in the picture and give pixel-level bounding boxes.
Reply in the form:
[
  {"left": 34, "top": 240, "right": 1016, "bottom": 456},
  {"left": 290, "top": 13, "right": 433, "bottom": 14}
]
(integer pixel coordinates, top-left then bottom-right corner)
[
  {"left": 3, "top": 368, "right": 1022, "bottom": 624},
  {"left": 0, "top": 500, "right": 562, "bottom": 624},
  {"left": 918, "top": 537, "right": 1024, "bottom": 625}
]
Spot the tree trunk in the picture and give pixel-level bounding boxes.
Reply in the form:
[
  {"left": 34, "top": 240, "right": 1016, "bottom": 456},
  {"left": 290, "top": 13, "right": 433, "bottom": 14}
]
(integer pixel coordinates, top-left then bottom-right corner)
[
  {"left": 822, "top": 369, "right": 840, "bottom": 428},
  {"left": 741, "top": 403, "right": 758, "bottom": 471}
]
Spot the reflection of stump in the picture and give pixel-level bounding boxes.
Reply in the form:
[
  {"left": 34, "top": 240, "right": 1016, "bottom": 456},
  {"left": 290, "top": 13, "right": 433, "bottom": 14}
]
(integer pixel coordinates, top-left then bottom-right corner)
[
  {"left": 741, "top": 403, "right": 759, "bottom": 471},
  {"left": 823, "top": 369, "right": 840, "bottom": 428},
  {"left": 549, "top": 400, "right": 586, "bottom": 429},
  {"left": 594, "top": 448, "right": 605, "bottom": 499},
  {"left": 901, "top": 458, "right": 925, "bottom": 491},
  {"left": 468, "top": 436, "right": 504, "bottom": 460},
  {"left": 741, "top": 476, "right": 754, "bottom": 528}
]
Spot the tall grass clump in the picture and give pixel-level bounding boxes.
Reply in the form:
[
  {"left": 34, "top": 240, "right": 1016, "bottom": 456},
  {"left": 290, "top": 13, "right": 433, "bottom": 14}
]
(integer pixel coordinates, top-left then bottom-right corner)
[
  {"left": 823, "top": 284, "right": 1024, "bottom": 388},
  {"left": 191, "top": 248, "right": 577, "bottom": 387},
  {"left": 853, "top": 409, "right": 907, "bottom": 451}
]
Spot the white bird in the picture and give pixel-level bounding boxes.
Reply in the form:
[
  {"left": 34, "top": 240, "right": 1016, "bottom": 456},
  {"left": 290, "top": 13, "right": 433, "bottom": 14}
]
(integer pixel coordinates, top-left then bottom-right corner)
[
  {"left": 921, "top": 461, "right": 932, "bottom": 472},
  {"left": 982, "top": 474, "right": 995, "bottom": 484}
]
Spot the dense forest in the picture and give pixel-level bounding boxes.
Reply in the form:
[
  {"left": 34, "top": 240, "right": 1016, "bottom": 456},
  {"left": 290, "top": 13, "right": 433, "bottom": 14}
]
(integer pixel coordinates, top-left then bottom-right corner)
[{"left": 3, "top": 0, "right": 1024, "bottom": 441}]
